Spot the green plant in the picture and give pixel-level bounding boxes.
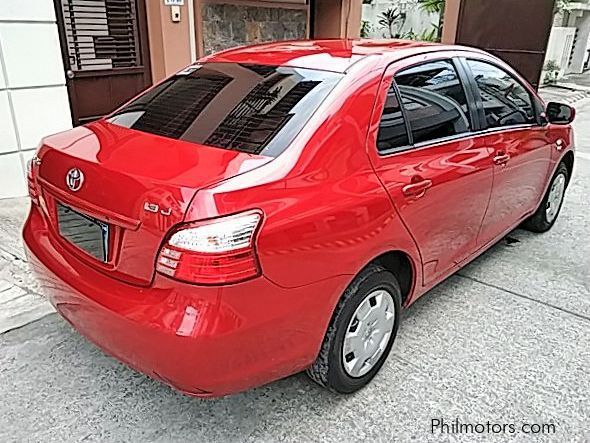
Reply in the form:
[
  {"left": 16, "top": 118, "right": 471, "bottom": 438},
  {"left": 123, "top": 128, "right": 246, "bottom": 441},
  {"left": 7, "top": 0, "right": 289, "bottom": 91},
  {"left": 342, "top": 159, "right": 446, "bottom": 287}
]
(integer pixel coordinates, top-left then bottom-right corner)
[
  {"left": 378, "top": 7, "right": 404, "bottom": 38},
  {"left": 399, "top": 29, "right": 416, "bottom": 40},
  {"left": 543, "top": 59, "right": 560, "bottom": 85},
  {"left": 360, "top": 20, "right": 373, "bottom": 38},
  {"left": 554, "top": 0, "right": 571, "bottom": 14},
  {"left": 418, "top": 0, "right": 445, "bottom": 41},
  {"left": 417, "top": 0, "right": 445, "bottom": 14},
  {"left": 545, "top": 60, "right": 560, "bottom": 72},
  {"left": 417, "top": 24, "right": 439, "bottom": 42}
]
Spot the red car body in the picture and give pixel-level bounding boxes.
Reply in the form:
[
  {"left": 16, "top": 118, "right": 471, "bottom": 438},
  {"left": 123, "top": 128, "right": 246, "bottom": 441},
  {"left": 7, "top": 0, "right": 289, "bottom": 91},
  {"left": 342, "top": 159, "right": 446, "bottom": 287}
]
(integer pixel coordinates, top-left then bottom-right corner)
[{"left": 23, "top": 39, "right": 574, "bottom": 397}]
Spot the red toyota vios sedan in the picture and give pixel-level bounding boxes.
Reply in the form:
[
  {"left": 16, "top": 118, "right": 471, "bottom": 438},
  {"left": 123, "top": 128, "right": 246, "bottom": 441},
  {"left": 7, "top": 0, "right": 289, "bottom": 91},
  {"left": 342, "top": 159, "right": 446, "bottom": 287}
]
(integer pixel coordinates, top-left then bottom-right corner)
[{"left": 23, "top": 39, "right": 575, "bottom": 397}]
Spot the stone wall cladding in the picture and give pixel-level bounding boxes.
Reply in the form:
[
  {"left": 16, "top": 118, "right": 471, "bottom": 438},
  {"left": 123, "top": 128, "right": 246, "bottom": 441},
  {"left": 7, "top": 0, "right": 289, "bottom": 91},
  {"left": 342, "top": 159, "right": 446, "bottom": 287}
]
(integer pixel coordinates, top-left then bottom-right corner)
[{"left": 201, "top": 3, "right": 307, "bottom": 55}]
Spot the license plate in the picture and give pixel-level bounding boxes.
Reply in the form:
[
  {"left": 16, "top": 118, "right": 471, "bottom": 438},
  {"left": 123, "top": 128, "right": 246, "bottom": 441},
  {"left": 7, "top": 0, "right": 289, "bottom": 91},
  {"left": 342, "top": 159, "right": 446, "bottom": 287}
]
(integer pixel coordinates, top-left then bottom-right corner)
[{"left": 57, "top": 203, "right": 109, "bottom": 262}]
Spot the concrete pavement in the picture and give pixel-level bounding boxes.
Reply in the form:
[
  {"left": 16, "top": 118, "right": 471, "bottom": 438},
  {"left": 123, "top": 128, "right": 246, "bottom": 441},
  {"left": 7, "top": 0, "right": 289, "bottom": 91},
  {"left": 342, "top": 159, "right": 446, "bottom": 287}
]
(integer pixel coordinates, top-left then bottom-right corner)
[
  {"left": 560, "top": 72, "right": 590, "bottom": 92},
  {"left": 539, "top": 85, "right": 589, "bottom": 105},
  {"left": 0, "top": 198, "right": 52, "bottom": 334},
  {"left": 0, "top": 97, "right": 589, "bottom": 442}
]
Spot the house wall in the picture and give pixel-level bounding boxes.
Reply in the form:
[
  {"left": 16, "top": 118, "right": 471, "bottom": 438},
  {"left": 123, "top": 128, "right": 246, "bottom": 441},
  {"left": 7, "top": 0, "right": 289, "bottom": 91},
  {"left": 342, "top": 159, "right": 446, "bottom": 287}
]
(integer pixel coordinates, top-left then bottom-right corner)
[
  {"left": 314, "top": 0, "right": 361, "bottom": 38},
  {"left": 146, "top": 0, "right": 193, "bottom": 83},
  {"left": 565, "top": 6, "right": 590, "bottom": 73},
  {"left": 0, "top": 0, "right": 356, "bottom": 200},
  {"left": 0, "top": 0, "right": 72, "bottom": 198},
  {"left": 545, "top": 26, "right": 577, "bottom": 78},
  {"left": 200, "top": 2, "right": 308, "bottom": 55}
]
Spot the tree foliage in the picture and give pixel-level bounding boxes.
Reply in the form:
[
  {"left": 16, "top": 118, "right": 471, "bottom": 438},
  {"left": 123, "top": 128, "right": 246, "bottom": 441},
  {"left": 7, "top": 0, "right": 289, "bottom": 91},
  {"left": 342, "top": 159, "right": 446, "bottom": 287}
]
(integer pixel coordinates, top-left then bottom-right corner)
[
  {"left": 378, "top": 7, "right": 404, "bottom": 38},
  {"left": 417, "top": 0, "right": 445, "bottom": 41},
  {"left": 360, "top": 20, "right": 373, "bottom": 38},
  {"left": 555, "top": 0, "right": 571, "bottom": 13},
  {"left": 417, "top": 0, "right": 445, "bottom": 14}
]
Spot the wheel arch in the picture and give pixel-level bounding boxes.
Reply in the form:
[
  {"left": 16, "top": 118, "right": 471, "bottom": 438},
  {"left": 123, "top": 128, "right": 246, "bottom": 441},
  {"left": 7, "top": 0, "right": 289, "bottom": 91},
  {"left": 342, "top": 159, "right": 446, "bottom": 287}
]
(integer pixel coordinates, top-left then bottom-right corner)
[
  {"left": 562, "top": 150, "right": 574, "bottom": 186},
  {"left": 362, "top": 250, "right": 418, "bottom": 306}
]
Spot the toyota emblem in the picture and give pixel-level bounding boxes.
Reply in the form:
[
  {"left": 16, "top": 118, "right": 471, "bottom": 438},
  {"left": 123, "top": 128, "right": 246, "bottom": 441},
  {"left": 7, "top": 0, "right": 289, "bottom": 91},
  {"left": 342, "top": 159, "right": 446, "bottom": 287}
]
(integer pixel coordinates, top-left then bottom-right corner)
[{"left": 66, "top": 168, "right": 84, "bottom": 192}]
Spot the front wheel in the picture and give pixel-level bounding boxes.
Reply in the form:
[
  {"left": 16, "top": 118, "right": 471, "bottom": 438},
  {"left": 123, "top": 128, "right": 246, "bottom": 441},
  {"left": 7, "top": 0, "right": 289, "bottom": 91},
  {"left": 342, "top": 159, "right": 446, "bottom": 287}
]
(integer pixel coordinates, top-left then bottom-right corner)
[
  {"left": 522, "top": 162, "right": 569, "bottom": 233},
  {"left": 306, "top": 264, "right": 402, "bottom": 394}
]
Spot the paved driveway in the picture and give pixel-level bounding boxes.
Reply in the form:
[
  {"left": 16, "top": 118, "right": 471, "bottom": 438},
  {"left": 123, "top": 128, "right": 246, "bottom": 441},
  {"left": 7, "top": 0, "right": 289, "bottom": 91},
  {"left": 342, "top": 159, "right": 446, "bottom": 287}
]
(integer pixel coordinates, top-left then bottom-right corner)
[{"left": 1, "top": 99, "right": 589, "bottom": 443}]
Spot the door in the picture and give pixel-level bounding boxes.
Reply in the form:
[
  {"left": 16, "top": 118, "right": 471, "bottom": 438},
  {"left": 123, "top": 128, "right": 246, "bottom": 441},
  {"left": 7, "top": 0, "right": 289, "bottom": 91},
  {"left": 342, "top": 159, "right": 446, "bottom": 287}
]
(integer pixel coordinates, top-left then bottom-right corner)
[
  {"left": 463, "top": 58, "right": 552, "bottom": 246},
  {"left": 368, "top": 57, "right": 495, "bottom": 286},
  {"left": 54, "top": 0, "right": 152, "bottom": 125}
]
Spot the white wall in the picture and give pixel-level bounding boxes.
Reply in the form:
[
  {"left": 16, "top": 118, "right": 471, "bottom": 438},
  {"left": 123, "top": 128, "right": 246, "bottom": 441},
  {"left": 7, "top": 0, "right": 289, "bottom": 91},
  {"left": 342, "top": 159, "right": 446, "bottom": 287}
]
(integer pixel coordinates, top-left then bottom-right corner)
[
  {"left": 569, "top": 12, "right": 590, "bottom": 73},
  {"left": 362, "top": 0, "right": 439, "bottom": 39},
  {"left": 564, "top": 2, "right": 590, "bottom": 73},
  {"left": 545, "top": 27, "right": 576, "bottom": 78},
  {"left": 0, "top": 0, "right": 72, "bottom": 199}
]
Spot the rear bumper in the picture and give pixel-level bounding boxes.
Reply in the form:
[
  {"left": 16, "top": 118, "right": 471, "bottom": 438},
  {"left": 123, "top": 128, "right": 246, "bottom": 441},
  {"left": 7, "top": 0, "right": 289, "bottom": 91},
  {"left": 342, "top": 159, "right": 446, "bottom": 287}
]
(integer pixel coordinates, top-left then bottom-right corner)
[{"left": 23, "top": 205, "right": 346, "bottom": 397}]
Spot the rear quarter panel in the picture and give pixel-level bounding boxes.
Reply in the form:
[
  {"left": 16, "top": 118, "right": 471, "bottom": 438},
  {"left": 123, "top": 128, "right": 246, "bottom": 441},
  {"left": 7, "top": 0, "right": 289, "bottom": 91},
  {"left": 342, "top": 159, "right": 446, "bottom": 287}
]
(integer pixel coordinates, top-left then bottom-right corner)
[{"left": 185, "top": 60, "right": 422, "bottom": 294}]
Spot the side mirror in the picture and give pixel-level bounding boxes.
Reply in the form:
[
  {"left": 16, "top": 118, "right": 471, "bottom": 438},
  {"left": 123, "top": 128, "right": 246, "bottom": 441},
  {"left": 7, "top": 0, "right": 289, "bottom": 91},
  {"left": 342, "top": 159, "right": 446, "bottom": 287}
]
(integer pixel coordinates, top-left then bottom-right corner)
[{"left": 546, "top": 102, "right": 575, "bottom": 125}]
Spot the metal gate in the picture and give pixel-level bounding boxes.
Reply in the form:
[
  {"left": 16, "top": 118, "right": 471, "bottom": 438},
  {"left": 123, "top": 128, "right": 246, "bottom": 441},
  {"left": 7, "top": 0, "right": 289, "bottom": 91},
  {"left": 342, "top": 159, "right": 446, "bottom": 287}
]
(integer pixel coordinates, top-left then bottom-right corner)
[
  {"left": 54, "top": 0, "right": 152, "bottom": 125},
  {"left": 451, "top": 0, "right": 556, "bottom": 89}
]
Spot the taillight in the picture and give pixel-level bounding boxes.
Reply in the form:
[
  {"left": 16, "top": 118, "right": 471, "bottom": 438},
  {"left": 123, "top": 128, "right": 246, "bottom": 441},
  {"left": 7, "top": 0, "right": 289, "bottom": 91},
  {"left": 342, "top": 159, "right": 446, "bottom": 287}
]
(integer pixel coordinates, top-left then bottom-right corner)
[
  {"left": 27, "top": 156, "right": 40, "bottom": 205},
  {"left": 156, "top": 210, "right": 263, "bottom": 285}
]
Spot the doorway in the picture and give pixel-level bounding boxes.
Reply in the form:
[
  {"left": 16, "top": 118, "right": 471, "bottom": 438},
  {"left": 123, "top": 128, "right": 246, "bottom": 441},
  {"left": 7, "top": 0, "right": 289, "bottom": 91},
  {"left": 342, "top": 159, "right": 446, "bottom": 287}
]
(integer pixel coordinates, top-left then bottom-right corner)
[{"left": 54, "top": 0, "right": 152, "bottom": 125}]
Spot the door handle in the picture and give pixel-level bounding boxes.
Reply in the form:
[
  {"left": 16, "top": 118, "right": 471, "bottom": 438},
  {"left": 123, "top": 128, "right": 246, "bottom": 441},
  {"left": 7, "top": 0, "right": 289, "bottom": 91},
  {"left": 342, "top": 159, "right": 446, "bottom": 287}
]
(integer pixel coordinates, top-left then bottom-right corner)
[
  {"left": 402, "top": 178, "right": 433, "bottom": 198},
  {"left": 66, "top": 69, "right": 75, "bottom": 80},
  {"left": 493, "top": 152, "right": 511, "bottom": 165}
]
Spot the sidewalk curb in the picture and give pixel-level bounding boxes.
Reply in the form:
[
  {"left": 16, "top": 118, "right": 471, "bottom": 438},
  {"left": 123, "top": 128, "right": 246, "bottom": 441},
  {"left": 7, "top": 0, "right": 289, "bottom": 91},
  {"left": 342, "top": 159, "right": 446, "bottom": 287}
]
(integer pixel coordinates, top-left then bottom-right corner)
[
  {"left": 557, "top": 82, "right": 590, "bottom": 92},
  {"left": 0, "top": 279, "right": 55, "bottom": 334},
  {"left": 567, "top": 91, "right": 590, "bottom": 106},
  {"left": 545, "top": 83, "right": 579, "bottom": 92}
]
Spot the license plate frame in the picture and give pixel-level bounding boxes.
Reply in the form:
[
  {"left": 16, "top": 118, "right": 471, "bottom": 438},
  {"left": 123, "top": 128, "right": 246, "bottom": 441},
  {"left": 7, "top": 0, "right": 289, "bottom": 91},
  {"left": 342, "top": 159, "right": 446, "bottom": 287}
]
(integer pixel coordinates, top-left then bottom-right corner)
[{"left": 57, "top": 203, "right": 109, "bottom": 262}]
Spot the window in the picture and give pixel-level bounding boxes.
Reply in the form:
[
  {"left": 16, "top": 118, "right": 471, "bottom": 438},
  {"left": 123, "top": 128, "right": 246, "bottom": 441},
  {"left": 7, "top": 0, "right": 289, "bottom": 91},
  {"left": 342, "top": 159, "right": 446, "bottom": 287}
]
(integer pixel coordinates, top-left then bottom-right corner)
[
  {"left": 376, "top": 84, "right": 410, "bottom": 152},
  {"left": 62, "top": 0, "right": 142, "bottom": 71},
  {"left": 466, "top": 59, "right": 536, "bottom": 128},
  {"left": 395, "top": 60, "right": 472, "bottom": 145},
  {"left": 107, "top": 63, "right": 342, "bottom": 157}
]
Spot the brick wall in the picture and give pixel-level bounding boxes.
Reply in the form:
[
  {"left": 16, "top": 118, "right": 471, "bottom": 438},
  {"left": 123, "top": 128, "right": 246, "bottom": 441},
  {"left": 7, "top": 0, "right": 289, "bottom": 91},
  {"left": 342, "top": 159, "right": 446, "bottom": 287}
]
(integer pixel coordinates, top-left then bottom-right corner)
[{"left": 201, "top": 3, "right": 308, "bottom": 55}]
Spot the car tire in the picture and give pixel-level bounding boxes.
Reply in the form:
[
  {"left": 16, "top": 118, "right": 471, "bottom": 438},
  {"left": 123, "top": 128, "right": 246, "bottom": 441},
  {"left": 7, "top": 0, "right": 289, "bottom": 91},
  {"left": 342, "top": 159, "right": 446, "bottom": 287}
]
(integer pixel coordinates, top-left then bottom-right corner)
[
  {"left": 306, "top": 263, "right": 402, "bottom": 394},
  {"left": 522, "top": 162, "right": 569, "bottom": 233}
]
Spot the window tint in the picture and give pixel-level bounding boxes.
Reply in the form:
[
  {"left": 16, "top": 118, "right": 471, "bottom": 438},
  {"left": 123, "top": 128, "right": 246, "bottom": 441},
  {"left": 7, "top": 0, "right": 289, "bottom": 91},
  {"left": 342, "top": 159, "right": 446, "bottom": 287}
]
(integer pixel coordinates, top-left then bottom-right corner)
[
  {"left": 376, "top": 84, "right": 410, "bottom": 152},
  {"left": 466, "top": 59, "right": 536, "bottom": 128},
  {"left": 107, "top": 63, "right": 342, "bottom": 157},
  {"left": 395, "top": 60, "right": 472, "bottom": 145}
]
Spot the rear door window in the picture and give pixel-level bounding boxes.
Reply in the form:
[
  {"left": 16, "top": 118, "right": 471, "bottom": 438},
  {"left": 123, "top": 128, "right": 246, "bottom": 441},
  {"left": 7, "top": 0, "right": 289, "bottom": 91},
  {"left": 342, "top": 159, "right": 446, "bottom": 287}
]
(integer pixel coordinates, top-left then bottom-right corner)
[
  {"left": 107, "top": 63, "right": 342, "bottom": 157},
  {"left": 395, "top": 60, "right": 472, "bottom": 145},
  {"left": 376, "top": 83, "right": 410, "bottom": 152}
]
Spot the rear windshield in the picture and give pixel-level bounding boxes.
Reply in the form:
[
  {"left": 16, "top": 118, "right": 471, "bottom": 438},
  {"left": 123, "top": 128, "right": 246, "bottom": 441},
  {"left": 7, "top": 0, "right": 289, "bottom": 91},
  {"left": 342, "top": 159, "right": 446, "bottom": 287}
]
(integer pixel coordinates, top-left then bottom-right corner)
[{"left": 107, "top": 63, "right": 342, "bottom": 157}]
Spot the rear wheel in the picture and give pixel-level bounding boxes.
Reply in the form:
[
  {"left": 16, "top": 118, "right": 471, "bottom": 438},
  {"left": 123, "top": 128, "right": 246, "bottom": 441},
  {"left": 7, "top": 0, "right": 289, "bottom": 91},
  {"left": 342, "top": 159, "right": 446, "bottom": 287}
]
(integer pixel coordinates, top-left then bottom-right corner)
[
  {"left": 306, "top": 264, "right": 401, "bottom": 394},
  {"left": 523, "top": 162, "right": 569, "bottom": 233}
]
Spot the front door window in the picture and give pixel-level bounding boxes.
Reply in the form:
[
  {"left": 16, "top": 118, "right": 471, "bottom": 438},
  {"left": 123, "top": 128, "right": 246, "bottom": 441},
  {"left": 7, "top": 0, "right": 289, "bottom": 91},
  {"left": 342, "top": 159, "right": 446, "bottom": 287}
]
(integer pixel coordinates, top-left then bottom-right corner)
[{"left": 466, "top": 59, "right": 537, "bottom": 128}]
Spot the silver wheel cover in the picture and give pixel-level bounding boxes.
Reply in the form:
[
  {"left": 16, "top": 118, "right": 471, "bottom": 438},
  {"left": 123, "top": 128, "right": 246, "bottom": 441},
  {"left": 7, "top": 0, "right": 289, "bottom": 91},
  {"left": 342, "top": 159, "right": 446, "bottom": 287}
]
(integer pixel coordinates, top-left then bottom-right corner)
[
  {"left": 342, "top": 289, "right": 396, "bottom": 378},
  {"left": 546, "top": 173, "right": 566, "bottom": 223}
]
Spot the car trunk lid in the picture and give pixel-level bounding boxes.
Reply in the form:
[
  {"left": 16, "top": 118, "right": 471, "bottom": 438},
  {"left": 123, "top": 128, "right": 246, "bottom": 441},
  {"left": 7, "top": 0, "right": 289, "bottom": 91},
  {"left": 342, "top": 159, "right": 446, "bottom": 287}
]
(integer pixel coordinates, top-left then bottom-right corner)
[{"left": 36, "top": 121, "right": 271, "bottom": 286}]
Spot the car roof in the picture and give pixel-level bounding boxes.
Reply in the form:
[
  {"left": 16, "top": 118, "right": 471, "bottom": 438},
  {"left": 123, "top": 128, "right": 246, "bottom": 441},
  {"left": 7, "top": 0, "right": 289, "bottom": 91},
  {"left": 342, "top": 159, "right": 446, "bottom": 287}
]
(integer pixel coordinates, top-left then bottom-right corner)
[{"left": 201, "top": 39, "right": 484, "bottom": 73}]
